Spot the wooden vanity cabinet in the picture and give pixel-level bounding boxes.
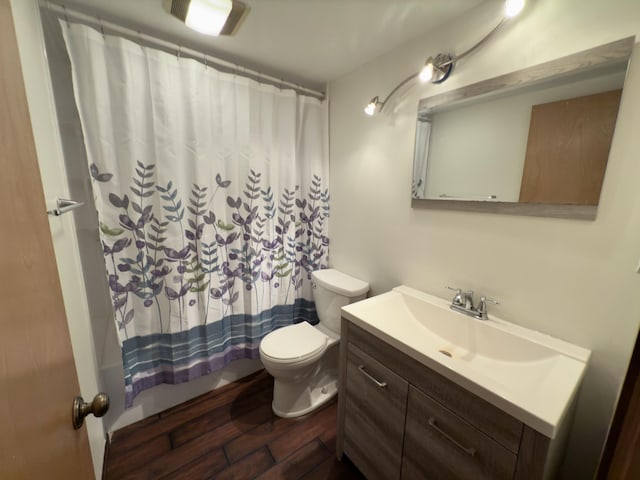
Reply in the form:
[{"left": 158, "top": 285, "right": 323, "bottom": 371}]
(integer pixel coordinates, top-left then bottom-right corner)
[
  {"left": 343, "top": 343, "right": 408, "bottom": 480},
  {"left": 337, "top": 318, "right": 553, "bottom": 480},
  {"left": 403, "top": 386, "right": 517, "bottom": 480}
]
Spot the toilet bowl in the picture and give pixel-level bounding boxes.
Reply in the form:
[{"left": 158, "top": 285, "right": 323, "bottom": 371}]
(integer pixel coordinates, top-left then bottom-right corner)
[{"left": 259, "top": 269, "right": 369, "bottom": 417}]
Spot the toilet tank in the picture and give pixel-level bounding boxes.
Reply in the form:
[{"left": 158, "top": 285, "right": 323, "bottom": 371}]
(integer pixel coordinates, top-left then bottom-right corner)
[{"left": 312, "top": 269, "right": 369, "bottom": 334}]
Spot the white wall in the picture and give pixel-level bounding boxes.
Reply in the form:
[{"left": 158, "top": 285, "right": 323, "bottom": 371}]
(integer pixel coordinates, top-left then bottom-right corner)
[{"left": 328, "top": 0, "right": 640, "bottom": 478}]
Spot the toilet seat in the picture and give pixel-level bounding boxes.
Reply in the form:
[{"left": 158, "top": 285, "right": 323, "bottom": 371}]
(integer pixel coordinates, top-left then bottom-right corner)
[{"left": 260, "top": 322, "right": 328, "bottom": 364}]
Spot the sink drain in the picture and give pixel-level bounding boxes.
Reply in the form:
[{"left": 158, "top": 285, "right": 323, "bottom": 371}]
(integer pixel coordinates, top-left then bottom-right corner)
[{"left": 439, "top": 349, "right": 452, "bottom": 358}]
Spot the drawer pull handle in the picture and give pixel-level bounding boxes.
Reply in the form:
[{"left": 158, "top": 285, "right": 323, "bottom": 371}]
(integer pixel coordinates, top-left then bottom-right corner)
[
  {"left": 428, "top": 417, "right": 477, "bottom": 457},
  {"left": 357, "top": 365, "right": 388, "bottom": 388}
]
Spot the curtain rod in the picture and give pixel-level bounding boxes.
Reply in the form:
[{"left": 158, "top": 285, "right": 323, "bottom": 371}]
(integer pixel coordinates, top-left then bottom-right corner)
[{"left": 40, "top": 1, "right": 326, "bottom": 101}]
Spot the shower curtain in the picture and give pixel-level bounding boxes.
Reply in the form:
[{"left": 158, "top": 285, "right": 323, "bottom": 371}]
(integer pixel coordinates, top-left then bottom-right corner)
[
  {"left": 412, "top": 117, "right": 431, "bottom": 199},
  {"left": 61, "top": 22, "right": 329, "bottom": 406}
]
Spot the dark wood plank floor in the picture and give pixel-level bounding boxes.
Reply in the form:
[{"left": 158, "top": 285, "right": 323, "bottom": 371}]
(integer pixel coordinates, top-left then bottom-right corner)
[{"left": 104, "top": 370, "right": 364, "bottom": 479}]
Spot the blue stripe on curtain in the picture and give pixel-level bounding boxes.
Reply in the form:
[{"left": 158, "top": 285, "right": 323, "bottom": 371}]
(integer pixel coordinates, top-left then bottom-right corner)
[{"left": 122, "top": 298, "right": 318, "bottom": 407}]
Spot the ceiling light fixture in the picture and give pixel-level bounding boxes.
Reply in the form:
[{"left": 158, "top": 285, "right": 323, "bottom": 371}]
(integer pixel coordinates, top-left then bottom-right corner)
[
  {"left": 418, "top": 54, "right": 454, "bottom": 84},
  {"left": 164, "top": 0, "right": 248, "bottom": 36},
  {"left": 365, "top": 0, "right": 526, "bottom": 116}
]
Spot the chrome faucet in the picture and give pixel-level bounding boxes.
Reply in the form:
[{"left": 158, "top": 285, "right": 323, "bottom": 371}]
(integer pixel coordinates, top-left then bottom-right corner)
[{"left": 446, "top": 286, "right": 499, "bottom": 320}]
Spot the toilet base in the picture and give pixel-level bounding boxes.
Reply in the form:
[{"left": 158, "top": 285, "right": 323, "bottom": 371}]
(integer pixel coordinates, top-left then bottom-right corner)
[{"left": 271, "top": 370, "right": 338, "bottom": 418}]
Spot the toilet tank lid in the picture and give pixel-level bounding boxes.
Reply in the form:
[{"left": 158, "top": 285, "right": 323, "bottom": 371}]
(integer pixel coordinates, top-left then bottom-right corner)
[{"left": 312, "top": 269, "right": 369, "bottom": 297}]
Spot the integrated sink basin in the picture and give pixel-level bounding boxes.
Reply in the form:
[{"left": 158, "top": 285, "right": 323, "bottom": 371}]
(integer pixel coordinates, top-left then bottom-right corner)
[{"left": 341, "top": 285, "right": 590, "bottom": 438}]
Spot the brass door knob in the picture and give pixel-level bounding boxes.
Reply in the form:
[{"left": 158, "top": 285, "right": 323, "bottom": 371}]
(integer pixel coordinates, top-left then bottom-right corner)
[{"left": 72, "top": 393, "right": 109, "bottom": 429}]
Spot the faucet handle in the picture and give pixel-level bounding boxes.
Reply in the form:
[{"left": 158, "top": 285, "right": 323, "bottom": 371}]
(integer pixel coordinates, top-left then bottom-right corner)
[
  {"left": 476, "top": 296, "right": 499, "bottom": 319},
  {"left": 482, "top": 296, "right": 499, "bottom": 305},
  {"left": 446, "top": 286, "right": 464, "bottom": 306}
]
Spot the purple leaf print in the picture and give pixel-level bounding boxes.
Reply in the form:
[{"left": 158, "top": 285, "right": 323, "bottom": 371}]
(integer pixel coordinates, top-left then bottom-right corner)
[
  {"left": 203, "top": 211, "right": 216, "bottom": 225},
  {"left": 123, "top": 309, "right": 135, "bottom": 326},
  {"left": 151, "top": 266, "right": 170, "bottom": 278},
  {"left": 109, "top": 275, "right": 128, "bottom": 293},
  {"left": 261, "top": 271, "right": 275, "bottom": 282},
  {"left": 90, "top": 163, "right": 113, "bottom": 183},
  {"left": 110, "top": 238, "right": 131, "bottom": 253},
  {"left": 113, "top": 296, "right": 126, "bottom": 310},
  {"left": 164, "top": 246, "right": 191, "bottom": 260},
  {"left": 232, "top": 213, "right": 246, "bottom": 226},
  {"left": 109, "top": 193, "right": 123, "bottom": 208},
  {"left": 261, "top": 238, "right": 280, "bottom": 250},
  {"left": 215, "top": 232, "right": 239, "bottom": 246},
  {"left": 210, "top": 288, "right": 223, "bottom": 299},
  {"left": 119, "top": 214, "right": 136, "bottom": 230},
  {"left": 226, "top": 196, "right": 242, "bottom": 209},
  {"left": 165, "top": 287, "right": 179, "bottom": 300},
  {"left": 216, "top": 174, "right": 231, "bottom": 188}
]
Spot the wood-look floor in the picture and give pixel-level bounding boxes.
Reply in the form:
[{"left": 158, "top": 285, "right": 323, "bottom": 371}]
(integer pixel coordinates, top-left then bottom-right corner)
[{"left": 104, "top": 370, "right": 364, "bottom": 479}]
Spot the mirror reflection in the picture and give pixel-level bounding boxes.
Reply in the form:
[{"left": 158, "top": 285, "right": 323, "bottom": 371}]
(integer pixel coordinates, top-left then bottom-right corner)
[{"left": 411, "top": 38, "right": 633, "bottom": 219}]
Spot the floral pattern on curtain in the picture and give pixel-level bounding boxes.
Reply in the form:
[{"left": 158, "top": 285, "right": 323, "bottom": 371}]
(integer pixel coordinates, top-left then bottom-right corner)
[{"left": 61, "top": 22, "right": 329, "bottom": 406}]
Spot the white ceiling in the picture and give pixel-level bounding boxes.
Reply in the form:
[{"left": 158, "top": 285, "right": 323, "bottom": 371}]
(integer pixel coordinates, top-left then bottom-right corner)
[{"left": 50, "top": 0, "right": 487, "bottom": 92}]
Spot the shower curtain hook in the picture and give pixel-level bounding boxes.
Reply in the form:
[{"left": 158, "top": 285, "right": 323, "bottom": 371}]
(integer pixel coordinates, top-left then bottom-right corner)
[
  {"left": 177, "top": 45, "right": 182, "bottom": 60},
  {"left": 98, "top": 17, "right": 105, "bottom": 37},
  {"left": 203, "top": 53, "right": 208, "bottom": 70},
  {"left": 62, "top": 5, "right": 70, "bottom": 27}
]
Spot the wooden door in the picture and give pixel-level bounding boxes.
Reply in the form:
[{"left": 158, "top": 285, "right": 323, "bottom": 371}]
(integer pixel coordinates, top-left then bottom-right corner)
[
  {"left": 597, "top": 332, "right": 640, "bottom": 480},
  {"left": 0, "top": 0, "right": 94, "bottom": 478},
  {"left": 519, "top": 89, "right": 622, "bottom": 205}
]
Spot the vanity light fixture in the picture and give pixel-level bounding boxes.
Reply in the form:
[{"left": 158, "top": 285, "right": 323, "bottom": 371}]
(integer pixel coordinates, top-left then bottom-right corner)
[
  {"left": 164, "top": 0, "right": 248, "bottom": 36},
  {"left": 365, "top": 0, "right": 526, "bottom": 115}
]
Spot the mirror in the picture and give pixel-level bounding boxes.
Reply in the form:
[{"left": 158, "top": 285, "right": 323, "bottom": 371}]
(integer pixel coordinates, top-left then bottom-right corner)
[{"left": 411, "top": 37, "right": 634, "bottom": 220}]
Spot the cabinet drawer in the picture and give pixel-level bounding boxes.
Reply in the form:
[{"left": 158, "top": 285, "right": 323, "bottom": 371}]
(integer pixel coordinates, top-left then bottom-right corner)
[
  {"left": 402, "top": 386, "right": 517, "bottom": 480},
  {"left": 344, "top": 342, "right": 408, "bottom": 480}
]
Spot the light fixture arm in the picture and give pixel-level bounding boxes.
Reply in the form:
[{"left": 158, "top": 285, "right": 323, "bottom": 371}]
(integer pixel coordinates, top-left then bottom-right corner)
[
  {"left": 369, "top": 17, "right": 509, "bottom": 114},
  {"left": 365, "top": 0, "right": 525, "bottom": 116},
  {"left": 452, "top": 17, "right": 507, "bottom": 64},
  {"left": 378, "top": 72, "right": 420, "bottom": 112}
]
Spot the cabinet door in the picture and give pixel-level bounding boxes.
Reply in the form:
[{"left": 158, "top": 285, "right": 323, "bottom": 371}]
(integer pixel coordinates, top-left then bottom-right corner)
[
  {"left": 402, "top": 386, "right": 517, "bottom": 480},
  {"left": 344, "top": 343, "right": 408, "bottom": 480}
]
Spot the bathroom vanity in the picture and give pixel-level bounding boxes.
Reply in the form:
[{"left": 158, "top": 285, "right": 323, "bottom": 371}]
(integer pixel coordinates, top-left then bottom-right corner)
[{"left": 336, "top": 286, "right": 590, "bottom": 480}]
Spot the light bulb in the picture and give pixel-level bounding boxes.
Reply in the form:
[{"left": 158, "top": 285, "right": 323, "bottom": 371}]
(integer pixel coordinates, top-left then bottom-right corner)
[
  {"left": 185, "top": 0, "right": 233, "bottom": 36},
  {"left": 419, "top": 62, "right": 434, "bottom": 83},
  {"left": 504, "top": 0, "right": 525, "bottom": 18},
  {"left": 364, "top": 98, "right": 378, "bottom": 116}
]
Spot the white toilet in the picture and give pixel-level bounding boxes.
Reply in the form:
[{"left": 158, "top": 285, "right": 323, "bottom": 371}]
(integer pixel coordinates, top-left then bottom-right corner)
[{"left": 259, "top": 269, "right": 369, "bottom": 417}]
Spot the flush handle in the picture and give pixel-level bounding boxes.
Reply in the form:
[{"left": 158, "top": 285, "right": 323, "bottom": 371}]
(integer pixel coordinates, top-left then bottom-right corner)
[
  {"left": 72, "top": 393, "right": 109, "bottom": 429},
  {"left": 357, "top": 365, "right": 388, "bottom": 388}
]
